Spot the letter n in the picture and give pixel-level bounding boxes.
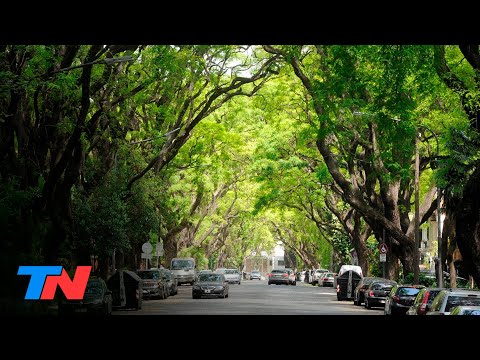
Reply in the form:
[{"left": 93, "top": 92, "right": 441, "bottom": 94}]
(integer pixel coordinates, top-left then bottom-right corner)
[{"left": 41, "top": 266, "right": 92, "bottom": 300}]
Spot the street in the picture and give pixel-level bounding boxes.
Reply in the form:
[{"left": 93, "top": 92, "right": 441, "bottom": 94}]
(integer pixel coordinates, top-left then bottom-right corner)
[{"left": 114, "top": 279, "right": 383, "bottom": 315}]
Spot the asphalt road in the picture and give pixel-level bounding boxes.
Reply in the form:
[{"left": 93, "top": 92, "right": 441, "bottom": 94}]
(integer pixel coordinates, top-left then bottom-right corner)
[{"left": 114, "top": 278, "right": 383, "bottom": 315}]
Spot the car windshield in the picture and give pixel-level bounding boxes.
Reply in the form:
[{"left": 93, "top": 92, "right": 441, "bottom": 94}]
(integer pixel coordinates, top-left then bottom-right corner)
[
  {"left": 252, "top": 271, "right": 259, "bottom": 274},
  {"left": 272, "top": 270, "right": 287, "bottom": 274},
  {"left": 397, "top": 287, "right": 421, "bottom": 296},
  {"left": 225, "top": 269, "right": 238, "bottom": 274},
  {"left": 85, "top": 280, "right": 103, "bottom": 295},
  {"left": 198, "top": 274, "right": 222, "bottom": 282},
  {"left": 137, "top": 271, "right": 160, "bottom": 280},
  {"left": 171, "top": 259, "right": 194, "bottom": 270},
  {"left": 445, "top": 296, "right": 480, "bottom": 312}
]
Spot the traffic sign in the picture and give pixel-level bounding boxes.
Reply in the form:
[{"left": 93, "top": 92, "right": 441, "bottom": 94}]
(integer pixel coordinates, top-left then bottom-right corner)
[
  {"left": 141, "top": 253, "right": 152, "bottom": 259},
  {"left": 142, "top": 242, "right": 153, "bottom": 254},
  {"left": 379, "top": 243, "right": 388, "bottom": 254},
  {"left": 380, "top": 253, "right": 386, "bottom": 262}
]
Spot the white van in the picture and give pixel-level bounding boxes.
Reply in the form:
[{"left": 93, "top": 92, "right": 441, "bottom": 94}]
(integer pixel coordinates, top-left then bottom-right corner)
[{"left": 170, "top": 257, "right": 196, "bottom": 285}]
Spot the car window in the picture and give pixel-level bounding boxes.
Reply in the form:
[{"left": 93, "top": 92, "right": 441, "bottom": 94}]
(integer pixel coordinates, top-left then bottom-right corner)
[
  {"left": 171, "top": 259, "right": 194, "bottom": 270},
  {"left": 137, "top": 271, "right": 160, "bottom": 280},
  {"left": 445, "top": 296, "right": 480, "bottom": 312},
  {"left": 397, "top": 287, "right": 421, "bottom": 296},
  {"left": 199, "top": 274, "right": 222, "bottom": 282}
]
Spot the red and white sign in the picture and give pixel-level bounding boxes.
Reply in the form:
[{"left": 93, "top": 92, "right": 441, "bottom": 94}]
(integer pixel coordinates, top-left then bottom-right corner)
[{"left": 379, "top": 243, "right": 388, "bottom": 254}]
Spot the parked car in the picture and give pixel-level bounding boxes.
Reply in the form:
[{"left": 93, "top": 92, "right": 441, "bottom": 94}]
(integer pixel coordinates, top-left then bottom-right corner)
[
  {"left": 319, "top": 272, "right": 335, "bottom": 287},
  {"left": 384, "top": 284, "right": 424, "bottom": 315},
  {"left": 406, "top": 287, "right": 443, "bottom": 315},
  {"left": 364, "top": 279, "right": 397, "bottom": 309},
  {"left": 353, "top": 277, "right": 380, "bottom": 306},
  {"left": 285, "top": 268, "right": 297, "bottom": 286},
  {"left": 192, "top": 272, "right": 229, "bottom": 299},
  {"left": 312, "top": 269, "right": 329, "bottom": 286},
  {"left": 268, "top": 269, "right": 290, "bottom": 285},
  {"left": 160, "top": 268, "right": 178, "bottom": 296},
  {"left": 136, "top": 269, "right": 169, "bottom": 300},
  {"left": 223, "top": 269, "right": 242, "bottom": 284},
  {"left": 250, "top": 270, "right": 261, "bottom": 280},
  {"left": 427, "top": 289, "right": 480, "bottom": 315},
  {"left": 58, "top": 277, "right": 112, "bottom": 316},
  {"left": 449, "top": 305, "right": 480, "bottom": 315}
]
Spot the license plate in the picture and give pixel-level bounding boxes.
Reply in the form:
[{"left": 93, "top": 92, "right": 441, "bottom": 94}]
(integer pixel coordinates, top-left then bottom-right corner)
[
  {"left": 204, "top": 289, "right": 211, "bottom": 293},
  {"left": 75, "top": 308, "right": 87, "bottom": 313}
]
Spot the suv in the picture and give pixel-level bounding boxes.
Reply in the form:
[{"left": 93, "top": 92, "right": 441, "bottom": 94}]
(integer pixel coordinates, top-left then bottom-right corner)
[
  {"left": 427, "top": 289, "right": 480, "bottom": 315},
  {"left": 384, "top": 284, "right": 424, "bottom": 315},
  {"left": 268, "top": 269, "right": 290, "bottom": 285},
  {"left": 136, "top": 269, "right": 169, "bottom": 300}
]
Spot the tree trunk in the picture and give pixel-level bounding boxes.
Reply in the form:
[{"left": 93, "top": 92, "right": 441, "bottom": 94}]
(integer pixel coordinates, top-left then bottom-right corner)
[
  {"left": 163, "top": 233, "right": 178, "bottom": 269},
  {"left": 400, "top": 240, "right": 416, "bottom": 279},
  {"left": 454, "top": 167, "right": 480, "bottom": 287}
]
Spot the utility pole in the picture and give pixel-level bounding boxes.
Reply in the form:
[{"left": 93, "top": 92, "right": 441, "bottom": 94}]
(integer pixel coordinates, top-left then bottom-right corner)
[{"left": 437, "top": 188, "right": 444, "bottom": 288}]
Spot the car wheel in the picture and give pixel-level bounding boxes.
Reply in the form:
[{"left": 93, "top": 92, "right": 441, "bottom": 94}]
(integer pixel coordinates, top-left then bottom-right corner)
[
  {"left": 365, "top": 299, "right": 371, "bottom": 309},
  {"left": 192, "top": 294, "right": 199, "bottom": 299},
  {"left": 353, "top": 298, "right": 358, "bottom": 306},
  {"left": 268, "top": 282, "right": 271, "bottom": 285}
]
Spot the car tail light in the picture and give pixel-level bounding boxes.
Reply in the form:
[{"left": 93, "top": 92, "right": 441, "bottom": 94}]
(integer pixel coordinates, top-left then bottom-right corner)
[
  {"left": 393, "top": 295, "right": 400, "bottom": 303},
  {"left": 418, "top": 303, "right": 427, "bottom": 315},
  {"left": 369, "top": 290, "right": 374, "bottom": 297},
  {"left": 282, "top": 274, "right": 288, "bottom": 277},
  {"left": 418, "top": 290, "right": 430, "bottom": 314},
  {"left": 268, "top": 273, "right": 272, "bottom": 277}
]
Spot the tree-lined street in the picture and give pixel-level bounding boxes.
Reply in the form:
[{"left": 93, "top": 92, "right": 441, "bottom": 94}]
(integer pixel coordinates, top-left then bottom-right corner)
[{"left": 1, "top": 45, "right": 479, "bottom": 314}]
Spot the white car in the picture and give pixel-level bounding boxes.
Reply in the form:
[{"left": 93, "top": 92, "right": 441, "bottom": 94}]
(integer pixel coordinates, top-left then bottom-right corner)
[{"left": 223, "top": 269, "right": 242, "bottom": 284}]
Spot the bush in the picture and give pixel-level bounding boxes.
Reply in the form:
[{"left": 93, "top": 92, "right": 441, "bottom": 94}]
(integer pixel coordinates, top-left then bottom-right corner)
[{"left": 402, "top": 272, "right": 437, "bottom": 287}]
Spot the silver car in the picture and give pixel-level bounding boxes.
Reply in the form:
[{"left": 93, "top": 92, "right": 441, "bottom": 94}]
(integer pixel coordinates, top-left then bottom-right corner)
[
  {"left": 427, "top": 289, "right": 480, "bottom": 315},
  {"left": 223, "top": 269, "right": 242, "bottom": 284},
  {"left": 250, "top": 270, "right": 261, "bottom": 280}
]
